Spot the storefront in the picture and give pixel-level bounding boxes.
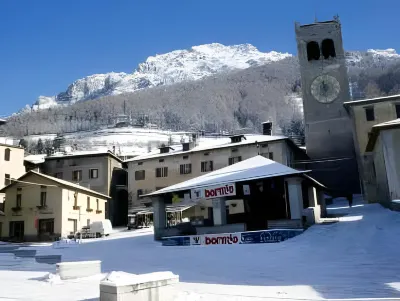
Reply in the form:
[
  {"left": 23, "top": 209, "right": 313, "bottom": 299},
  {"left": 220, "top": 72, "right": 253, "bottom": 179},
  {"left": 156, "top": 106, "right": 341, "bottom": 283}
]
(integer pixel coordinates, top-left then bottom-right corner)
[{"left": 143, "top": 156, "right": 327, "bottom": 243}]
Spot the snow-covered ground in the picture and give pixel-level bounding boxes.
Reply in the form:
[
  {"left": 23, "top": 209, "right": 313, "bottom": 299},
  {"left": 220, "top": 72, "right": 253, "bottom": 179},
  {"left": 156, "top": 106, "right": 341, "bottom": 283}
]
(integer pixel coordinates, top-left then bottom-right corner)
[{"left": 1, "top": 197, "right": 400, "bottom": 300}]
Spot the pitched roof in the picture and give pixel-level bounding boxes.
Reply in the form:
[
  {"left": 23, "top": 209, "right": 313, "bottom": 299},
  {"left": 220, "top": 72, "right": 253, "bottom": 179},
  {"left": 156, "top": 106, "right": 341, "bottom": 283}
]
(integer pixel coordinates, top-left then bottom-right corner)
[
  {"left": 365, "top": 118, "right": 400, "bottom": 152},
  {"left": 44, "top": 150, "right": 123, "bottom": 163},
  {"left": 126, "top": 134, "right": 290, "bottom": 162},
  {"left": 0, "top": 170, "right": 110, "bottom": 199},
  {"left": 143, "top": 155, "right": 318, "bottom": 197}
]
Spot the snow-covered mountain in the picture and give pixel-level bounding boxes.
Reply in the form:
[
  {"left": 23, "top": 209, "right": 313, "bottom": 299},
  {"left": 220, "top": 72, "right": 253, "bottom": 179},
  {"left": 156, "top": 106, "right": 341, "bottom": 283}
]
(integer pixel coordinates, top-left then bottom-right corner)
[
  {"left": 27, "top": 44, "right": 400, "bottom": 112},
  {"left": 346, "top": 48, "right": 400, "bottom": 68},
  {"left": 30, "top": 43, "right": 291, "bottom": 110}
]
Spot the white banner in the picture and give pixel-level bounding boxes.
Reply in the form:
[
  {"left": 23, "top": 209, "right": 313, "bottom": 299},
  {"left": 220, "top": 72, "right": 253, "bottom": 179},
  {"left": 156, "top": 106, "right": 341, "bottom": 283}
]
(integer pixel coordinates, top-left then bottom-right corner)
[{"left": 191, "top": 183, "right": 236, "bottom": 201}]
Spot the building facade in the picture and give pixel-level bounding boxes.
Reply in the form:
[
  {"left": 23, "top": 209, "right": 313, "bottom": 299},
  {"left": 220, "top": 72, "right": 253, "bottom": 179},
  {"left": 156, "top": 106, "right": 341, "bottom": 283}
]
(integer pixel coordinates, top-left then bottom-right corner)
[
  {"left": 0, "top": 144, "right": 26, "bottom": 206},
  {"left": 0, "top": 171, "right": 108, "bottom": 241},
  {"left": 295, "top": 17, "right": 360, "bottom": 196},
  {"left": 364, "top": 119, "right": 400, "bottom": 205},
  {"left": 126, "top": 134, "right": 307, "bottom": 210},
  {"left": 344, "top": 95, "right": 400, "bottom": 202},
  {"left": 41, "top": 151, "right": 128, "bottom": 226}
]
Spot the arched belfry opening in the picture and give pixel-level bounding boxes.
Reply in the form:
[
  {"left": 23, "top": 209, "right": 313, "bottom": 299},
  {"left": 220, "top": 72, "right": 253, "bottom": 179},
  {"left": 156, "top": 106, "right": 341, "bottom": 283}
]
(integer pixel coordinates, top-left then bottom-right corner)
[
  {"left": 321, "top": 39, "right": 336, "bottom": 59},
  {"left": 307, "top": 41, "right": 320, "bottom": 61}
]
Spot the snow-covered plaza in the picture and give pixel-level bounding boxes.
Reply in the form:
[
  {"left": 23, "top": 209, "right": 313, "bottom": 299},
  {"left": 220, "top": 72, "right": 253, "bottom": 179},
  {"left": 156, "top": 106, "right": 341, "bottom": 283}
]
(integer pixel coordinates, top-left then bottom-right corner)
[{"left": 0, "top": 197, "right": 399, "bottom": 301}]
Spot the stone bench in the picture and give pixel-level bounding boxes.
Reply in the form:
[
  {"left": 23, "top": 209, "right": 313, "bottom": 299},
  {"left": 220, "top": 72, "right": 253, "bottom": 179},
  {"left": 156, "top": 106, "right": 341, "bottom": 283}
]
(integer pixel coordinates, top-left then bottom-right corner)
[
  {"left": 56, "top": 260, "right": 101, "bottom": 280},
  {"left": 100, "top": 271, "right": 179, "bottom": 301}
]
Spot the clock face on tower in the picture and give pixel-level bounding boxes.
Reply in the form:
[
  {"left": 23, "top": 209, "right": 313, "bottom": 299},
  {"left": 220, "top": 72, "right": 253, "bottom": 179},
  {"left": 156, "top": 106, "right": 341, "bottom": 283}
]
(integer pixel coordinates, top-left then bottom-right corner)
[{"left": 310, "top": 74, "right": 341, "bottom": 103}]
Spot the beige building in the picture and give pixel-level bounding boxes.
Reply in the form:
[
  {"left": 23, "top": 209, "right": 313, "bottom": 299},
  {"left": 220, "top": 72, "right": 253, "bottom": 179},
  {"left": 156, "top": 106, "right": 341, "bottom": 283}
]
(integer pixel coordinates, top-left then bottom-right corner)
[
  {"left": 364, "top": 119, "right": 400, "bottom": 206},
  {"left": 40, "top": 151, "right": 128, "bottom": 226},
  {"left": 344, "top": 95, "right": 400, "bottom": 202},
  {"left": 0, "top": 143, "right": 26, "bottom": 205},
  {"left": 0, "top": 171, "right": 109, "bottom": 241},
  {"left": 126, "top": 134, "right": 307, "bottom": 210}
]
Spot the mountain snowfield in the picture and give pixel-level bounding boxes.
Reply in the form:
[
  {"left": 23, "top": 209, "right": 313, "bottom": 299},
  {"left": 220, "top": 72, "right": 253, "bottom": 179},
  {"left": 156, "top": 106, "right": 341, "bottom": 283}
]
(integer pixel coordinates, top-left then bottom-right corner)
[
  {"left": 20, "top": 43, "right": 400, "bottom": 114},
  {"left": 30, "top": 43, "right": 292, "bottom": 111}
]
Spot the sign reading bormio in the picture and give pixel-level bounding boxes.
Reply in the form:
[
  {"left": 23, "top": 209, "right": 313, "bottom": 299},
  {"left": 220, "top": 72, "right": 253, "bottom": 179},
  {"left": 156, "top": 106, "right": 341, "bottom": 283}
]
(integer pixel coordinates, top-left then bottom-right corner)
[{"left": 191, "top": 183, "right": 236, "bottom": 200}]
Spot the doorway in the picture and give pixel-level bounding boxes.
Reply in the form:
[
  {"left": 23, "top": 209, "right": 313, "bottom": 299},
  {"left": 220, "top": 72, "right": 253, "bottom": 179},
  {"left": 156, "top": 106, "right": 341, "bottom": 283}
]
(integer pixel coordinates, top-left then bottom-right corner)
[
  {"left": 9, "top": 221, "right": 24, "bottom": 241},
  {"left": 114, "top": 189, "right": 128, "bottom": 227}
]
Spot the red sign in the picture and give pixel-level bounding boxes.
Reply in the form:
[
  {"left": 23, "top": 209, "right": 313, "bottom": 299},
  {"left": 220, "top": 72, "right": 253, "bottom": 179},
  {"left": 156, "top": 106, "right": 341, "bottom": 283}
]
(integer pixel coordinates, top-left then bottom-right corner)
[{"left": 204, "top": 183, "right": 236, "bottom": 199}]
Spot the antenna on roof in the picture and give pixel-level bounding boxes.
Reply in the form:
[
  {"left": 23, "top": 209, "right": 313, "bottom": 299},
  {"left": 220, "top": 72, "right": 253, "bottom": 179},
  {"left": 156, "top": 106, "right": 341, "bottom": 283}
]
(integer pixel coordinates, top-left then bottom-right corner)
[{"left": 314, "top": 12, "right": 318, "bottom": 23}]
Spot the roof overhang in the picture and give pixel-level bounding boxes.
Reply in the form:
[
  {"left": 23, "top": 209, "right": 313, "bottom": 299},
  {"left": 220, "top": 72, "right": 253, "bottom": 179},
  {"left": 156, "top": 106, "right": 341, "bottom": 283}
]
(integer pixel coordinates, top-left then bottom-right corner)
[{"left": 365, "top": 119, "right": 400, "bottom": 152}]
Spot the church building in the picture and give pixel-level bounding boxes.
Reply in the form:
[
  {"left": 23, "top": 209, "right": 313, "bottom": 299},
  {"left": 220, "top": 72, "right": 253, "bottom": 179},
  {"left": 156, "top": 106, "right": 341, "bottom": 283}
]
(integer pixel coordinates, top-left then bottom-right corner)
[{"left": 294, "top": 16, "right": 361, "bottom": 197}]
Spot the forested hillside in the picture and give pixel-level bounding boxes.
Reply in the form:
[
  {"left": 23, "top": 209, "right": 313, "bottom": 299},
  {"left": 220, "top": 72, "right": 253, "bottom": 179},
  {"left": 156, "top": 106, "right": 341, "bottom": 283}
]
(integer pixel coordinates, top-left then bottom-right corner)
[{"left": 3, "top": 57, "right": 301, "bottom": 137}]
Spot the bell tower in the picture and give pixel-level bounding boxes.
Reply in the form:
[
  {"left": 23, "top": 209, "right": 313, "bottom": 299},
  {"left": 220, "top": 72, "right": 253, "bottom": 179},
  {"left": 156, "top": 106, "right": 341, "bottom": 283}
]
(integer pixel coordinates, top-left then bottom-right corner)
[{"left": 295, "top": 17, "right": 360, "bottom": 196}]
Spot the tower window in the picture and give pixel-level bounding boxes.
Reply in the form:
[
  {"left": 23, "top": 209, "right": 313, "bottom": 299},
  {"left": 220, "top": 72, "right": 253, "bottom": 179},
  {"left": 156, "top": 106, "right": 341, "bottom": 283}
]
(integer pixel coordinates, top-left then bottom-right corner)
[
  {"left": 307, "top": 41, "right": 320, "bottom": 61},
  {"left": 321, "top": 39, "right": 336, "bottom": 59},
  {"left": 365, "top": 107, "right": 375, "bottom": 121}
]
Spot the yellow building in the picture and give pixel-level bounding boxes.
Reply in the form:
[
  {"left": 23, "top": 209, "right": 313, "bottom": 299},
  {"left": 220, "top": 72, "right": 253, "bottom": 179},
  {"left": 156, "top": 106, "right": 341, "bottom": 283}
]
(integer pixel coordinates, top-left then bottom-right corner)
[
  {"left": 0, "top": 143, "right": 26, "bottom": 204},
  {"left": 0, "top": 171, "right": 109, "bottom": 241},
  {"left": 344, "top": 95, "right": 400, "bottom": 202}
]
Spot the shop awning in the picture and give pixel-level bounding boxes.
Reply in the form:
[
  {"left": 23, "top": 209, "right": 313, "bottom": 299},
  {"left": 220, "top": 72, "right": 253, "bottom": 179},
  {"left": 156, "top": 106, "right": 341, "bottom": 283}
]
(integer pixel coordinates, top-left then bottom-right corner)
[
  {"left": 128, "top": 204, "right": 195, "bottom": 216},
  {"left": 143, "top": 155, "right": 316, "bottom": 198}
]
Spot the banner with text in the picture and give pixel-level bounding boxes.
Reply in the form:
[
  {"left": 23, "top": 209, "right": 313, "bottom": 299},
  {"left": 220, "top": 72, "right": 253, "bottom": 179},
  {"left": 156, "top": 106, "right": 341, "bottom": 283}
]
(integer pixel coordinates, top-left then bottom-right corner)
[{"left": 191, "top": 183, "right": 236, "bottom": 201}]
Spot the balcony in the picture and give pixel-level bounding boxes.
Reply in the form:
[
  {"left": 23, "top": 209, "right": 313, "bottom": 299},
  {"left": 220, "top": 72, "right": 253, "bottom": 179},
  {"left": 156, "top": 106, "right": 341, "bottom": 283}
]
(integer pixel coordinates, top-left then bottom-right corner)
[{"left": 11, "top": 206, "right": 22, "bottom": 212}]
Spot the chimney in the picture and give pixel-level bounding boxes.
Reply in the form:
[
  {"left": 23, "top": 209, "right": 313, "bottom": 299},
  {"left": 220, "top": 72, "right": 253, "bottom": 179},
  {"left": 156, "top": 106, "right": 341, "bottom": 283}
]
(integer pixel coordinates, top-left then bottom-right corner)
[
  {"left": 112, "top": 146, "right": 116, "bottom": 154},
  {"left": 229, "top": 135, "right": 246, "bottom": 143},
  {"left": 262, "top": 121, "right": 272, "bottom": 135}
]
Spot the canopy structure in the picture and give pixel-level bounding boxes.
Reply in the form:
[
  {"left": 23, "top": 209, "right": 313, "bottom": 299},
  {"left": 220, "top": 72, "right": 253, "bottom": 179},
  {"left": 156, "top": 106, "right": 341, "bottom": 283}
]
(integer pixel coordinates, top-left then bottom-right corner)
[
  {"left": 143, "top": 155, "right": 323, "bottom": 198},
  {"left": 128, "top": 204, "right": 195, "bottom": 216}
]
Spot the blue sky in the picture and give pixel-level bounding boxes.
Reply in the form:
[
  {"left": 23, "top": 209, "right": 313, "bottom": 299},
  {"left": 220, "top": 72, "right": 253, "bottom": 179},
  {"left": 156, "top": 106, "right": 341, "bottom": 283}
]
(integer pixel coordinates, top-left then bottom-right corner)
[{"left": 1, "top": 0, "right": 398, "bottom": 115}]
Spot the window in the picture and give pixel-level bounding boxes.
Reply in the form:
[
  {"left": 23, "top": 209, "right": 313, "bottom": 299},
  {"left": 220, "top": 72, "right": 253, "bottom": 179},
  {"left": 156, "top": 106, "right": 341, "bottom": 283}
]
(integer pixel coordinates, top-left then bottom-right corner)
[
  {"left": 261, "top": 152, "right": 273, "bottom": 160},
  {"left": 89, "top": 169, "right": 99, "bottom": 179},
  {"left": 72, "top": 170, "right": 82, "bottom": 181},
  {"left": 137, "top": 189, "right": 143, "bottom": 198},
  {"left": 159, "top": 159, "right": 164, "bottom": 163},
  {"left": 229, "top": 156, "right": 242, "bottom": 165},
  {"left": 204, "top": 152, "right": 210, "bottom": 156},
  {"left": 156, "top": 167, "right": 168, "bottom": 178},
  {"left": 365, "top": 107, "right": 375, "bottom": 121},
  {"left": 307, "top": 41, "right": 320, "bottom": 61},
  {"left": 180, "top": 164, "right": 192, "bottom": 175},
  {"left": 40, "top": 191, "right": 47, "bottom": 207},
  {"left": 321, "top": 39, "right": 336, "bottom": 59},
  {"left": 4, "top": 174, "right": 10, "bottom": 186},
  {"left": 87, "top": 197, "right": 91, "bottom": 209},
  {"left": 231, "top": 148, "right": 238, "bottom": 153},
  {"left": 201, "top": 161, "right": 213, "bottom": 172},
  {"left": 396, "top": 104, "right": 400, "bottom": 119},
  {"left": 96, "top": 199, "right": 99, "bottom": 211},
  {"left": 16, "top": 193, "right": 21, "bottom": 208},
  {"left": 183, "top": 155, "right": 189, "bottom": 160},
  {"left": 138, "top": 162, "right": 143, "bottom": 165},
  {"left": 38, "top": 219, "right": 54, "bottom": 235},
  {"left": 72, "top": 192, "right": 77, "bottom": 207},
  {"left": 56, "top": 159, "right": 63, "bottom": 168},
  {"left": 135, "top": 170, "right": 145, "bottom": 180},
  {"left": 4, "top": 148, "right": 10, "bottom": 161},
  {"left": 87, "top": 219, "right": 91, "bottom": 226},
  {"left": 55, "top": 172, "right": 63, "bottom": 179}
]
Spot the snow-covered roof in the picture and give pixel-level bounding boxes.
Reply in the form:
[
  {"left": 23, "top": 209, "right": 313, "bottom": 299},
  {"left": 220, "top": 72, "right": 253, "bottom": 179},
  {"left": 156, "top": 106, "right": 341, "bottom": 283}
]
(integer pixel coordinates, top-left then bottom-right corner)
[
  {"left": 0, "top": 170, "right": 110, "bottom": 199},
  {"left": 373, "top": 118, "right": 400, "bottom": 129},
  {"left": 45, "top": 150, "right": 123, "bottom": 162},
  {"left": 126, "top": 134, "right": 288, "bottom": 162},
  {"left": 343, "top": 94, "right": 400, "bottom": 108},
  {"left": 24, "top": 154, "right": 46, "bottom": 164},
  {"left": 143, "top": 155, "right": 311, "bottom": 197}
]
